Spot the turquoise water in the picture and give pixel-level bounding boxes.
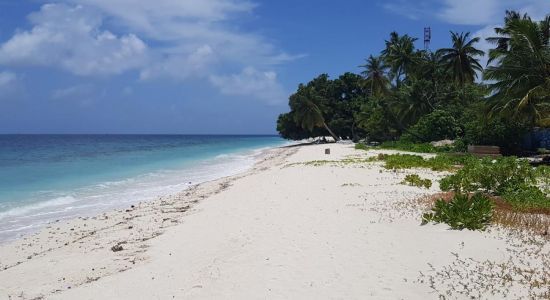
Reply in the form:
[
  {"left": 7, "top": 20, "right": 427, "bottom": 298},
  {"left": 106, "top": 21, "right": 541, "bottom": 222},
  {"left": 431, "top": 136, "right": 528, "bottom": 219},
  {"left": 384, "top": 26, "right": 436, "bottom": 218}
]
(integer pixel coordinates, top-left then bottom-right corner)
[{"left": 0, "top": 135, "right": 286, "bottom": 241}]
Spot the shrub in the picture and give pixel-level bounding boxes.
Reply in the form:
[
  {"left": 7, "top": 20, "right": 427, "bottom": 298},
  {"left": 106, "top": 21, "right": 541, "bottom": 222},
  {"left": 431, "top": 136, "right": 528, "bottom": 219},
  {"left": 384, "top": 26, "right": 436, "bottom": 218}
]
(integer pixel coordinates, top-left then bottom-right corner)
[
  {"left": 462, "top": 115, "right": 529, "bottom": 155},
  {"left": 501, "top": 185, "right": 550, "bottom": 211},
  {"left": 439, "top": 157, "right": 537, "bottom": 194},
  {"left": 452, "top": 138, "right": 467, "bottom": 152},
  {"left": 422, "top": 193, "right": 494, "bottom": 230},
  {"left": 401, "top": 110, "right": 462, "bottom": 143},
  {"left": 440, "top": 157, "right": 550, "bottom": 211},
  {"left": 402, "top": 174, "right": 432, "bottom": 189}
]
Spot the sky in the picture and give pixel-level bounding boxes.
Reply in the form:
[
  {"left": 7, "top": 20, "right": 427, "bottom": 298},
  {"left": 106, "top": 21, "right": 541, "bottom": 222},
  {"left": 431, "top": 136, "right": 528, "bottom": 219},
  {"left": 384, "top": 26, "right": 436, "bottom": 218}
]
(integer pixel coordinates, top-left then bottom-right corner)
[{"left": 0, "top": 0, "right": 549, "bottom": 134}]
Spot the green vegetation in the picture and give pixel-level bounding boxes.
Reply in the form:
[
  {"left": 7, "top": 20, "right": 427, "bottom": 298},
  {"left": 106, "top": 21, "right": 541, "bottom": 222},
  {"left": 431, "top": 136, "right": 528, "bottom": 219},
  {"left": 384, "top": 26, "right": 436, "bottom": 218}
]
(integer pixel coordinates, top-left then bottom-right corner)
[
  {"left": 440, "top": 157, "right": 550, "bottom": 211},
  {"left": 354, "top": 143, "right": 368, "bottom": 151},
  {"left": 402, "top": 174, "right": 432, "bottom": 189},
  {"left": 379, "top": 141, "right": 450, "bottom": 153},
  {"left": 439, "top": 157, "right": 536, "bottom": 194},
  {"left": 422, "top": 193, "right": 494, "bottom": 230},
  {"left": 277, "top": 11, "right": 550, "bottom": 154},
  {"left": 377, "top": 153, "right": 469, "bottom": 171},
  {"left": 276, "top": 10, "right": 550, "bottom": 232}
]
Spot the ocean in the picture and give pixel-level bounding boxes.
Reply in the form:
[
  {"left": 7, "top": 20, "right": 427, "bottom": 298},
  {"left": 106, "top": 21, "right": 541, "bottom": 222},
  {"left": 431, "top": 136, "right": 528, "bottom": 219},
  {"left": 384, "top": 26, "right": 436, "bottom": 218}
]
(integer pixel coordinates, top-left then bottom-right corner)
[{"left": 0, "top": 135, "right": 287, "bottom": 242}]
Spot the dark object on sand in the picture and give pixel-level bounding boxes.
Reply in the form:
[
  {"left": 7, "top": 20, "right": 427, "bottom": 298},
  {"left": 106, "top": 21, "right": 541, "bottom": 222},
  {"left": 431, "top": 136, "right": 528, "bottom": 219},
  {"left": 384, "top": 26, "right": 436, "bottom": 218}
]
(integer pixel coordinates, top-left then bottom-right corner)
[
  {"left": 111, "top": 244, "right": 124, "bottom": 252},
  {"left": 325, "top": 148, "right": 331, "bottom": 155}
]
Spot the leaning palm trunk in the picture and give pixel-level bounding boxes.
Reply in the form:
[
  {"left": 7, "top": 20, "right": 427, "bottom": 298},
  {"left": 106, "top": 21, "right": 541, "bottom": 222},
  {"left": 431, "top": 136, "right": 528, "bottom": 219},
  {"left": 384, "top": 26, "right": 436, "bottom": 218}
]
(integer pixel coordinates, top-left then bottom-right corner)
[{"left": 323, "top": 122, "right": 340, "bottom": 142}]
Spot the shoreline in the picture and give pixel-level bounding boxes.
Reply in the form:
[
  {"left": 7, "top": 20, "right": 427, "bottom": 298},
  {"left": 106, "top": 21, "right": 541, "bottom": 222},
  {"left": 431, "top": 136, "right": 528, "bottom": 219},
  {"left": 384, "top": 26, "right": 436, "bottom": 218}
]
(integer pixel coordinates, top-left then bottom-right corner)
[
  {"left": 0, "top": 142, "right": 288, "bottom": 244},
  {"left": 0, "top": 146, "right": 297, "bottom": 299},
  {"left": 0, "top": 144, "right": 548, "bottom": 299}
]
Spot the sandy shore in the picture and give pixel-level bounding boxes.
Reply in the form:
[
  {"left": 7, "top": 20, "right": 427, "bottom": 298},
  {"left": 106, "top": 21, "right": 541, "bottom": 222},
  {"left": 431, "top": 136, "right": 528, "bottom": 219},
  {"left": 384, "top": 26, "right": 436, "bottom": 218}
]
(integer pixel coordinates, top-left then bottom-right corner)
[{"left": 0, "top": 144, "right": 548, "bottom": 299}]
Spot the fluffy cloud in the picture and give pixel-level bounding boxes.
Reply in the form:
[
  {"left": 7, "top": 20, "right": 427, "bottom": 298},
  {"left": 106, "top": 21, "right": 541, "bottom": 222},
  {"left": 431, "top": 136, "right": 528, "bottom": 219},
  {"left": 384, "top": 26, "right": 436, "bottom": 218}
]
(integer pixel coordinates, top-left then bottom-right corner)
[
  {"left": 0, "top": 4, "right": 147, "bottom": 76},
  {"left": 0, "top": 0, "right": 295, "bottom": 103},
  {"left": 210, "top": 67, "right": 286, "bottom": 105}
]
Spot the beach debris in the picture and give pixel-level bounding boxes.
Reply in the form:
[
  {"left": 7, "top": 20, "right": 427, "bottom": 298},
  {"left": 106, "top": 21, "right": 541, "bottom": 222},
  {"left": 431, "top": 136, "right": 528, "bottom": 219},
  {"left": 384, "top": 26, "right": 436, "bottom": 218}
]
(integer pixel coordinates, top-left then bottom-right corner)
[
  {"left": 325, "top": 148, "right": 331, "bottom": 155},
  {"left": 111, "top": 244, "right": 124, "bottom": 252}
]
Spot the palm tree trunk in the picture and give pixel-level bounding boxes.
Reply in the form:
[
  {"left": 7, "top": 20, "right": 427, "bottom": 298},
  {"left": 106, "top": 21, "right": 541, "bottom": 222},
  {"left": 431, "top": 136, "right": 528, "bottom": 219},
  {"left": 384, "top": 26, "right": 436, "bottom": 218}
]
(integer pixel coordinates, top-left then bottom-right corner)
[{"left": 323, "top": 122, "right": 340, "bottom": 142}]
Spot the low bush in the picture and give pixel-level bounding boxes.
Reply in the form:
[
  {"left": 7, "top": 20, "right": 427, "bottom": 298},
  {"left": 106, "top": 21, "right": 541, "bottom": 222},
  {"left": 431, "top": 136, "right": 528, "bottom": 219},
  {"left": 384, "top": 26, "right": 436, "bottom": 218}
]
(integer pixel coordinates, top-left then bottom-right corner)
[
  {"left": 440, "top": 157, "right": 537, "bottom": 194},
  {"left": 462, "top": 115, "right": 529, "bottom": 155},
  {"left": 501, "top": 185, "right": 550, "bottom": 211},
  {"left": 440, "top": 157, "right": 550, "bottom": 211},
  {"left": 422, "top": 193, "right": 494, "bottom": 230},
  {"left": 402, "top": 174, "right": 432, "bottom": 189}
]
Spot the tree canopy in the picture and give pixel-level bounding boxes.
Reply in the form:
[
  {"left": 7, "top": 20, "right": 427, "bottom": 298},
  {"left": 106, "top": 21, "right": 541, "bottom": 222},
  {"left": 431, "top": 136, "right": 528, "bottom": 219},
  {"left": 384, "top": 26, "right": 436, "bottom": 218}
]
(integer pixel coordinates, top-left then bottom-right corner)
[{"left": 277, "top": 10, "right": 549, "bottom": 153}]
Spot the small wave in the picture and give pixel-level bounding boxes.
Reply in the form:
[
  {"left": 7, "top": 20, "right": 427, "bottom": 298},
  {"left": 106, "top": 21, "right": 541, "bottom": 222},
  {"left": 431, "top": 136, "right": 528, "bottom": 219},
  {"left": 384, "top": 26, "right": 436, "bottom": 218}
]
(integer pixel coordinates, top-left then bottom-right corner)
[{"left": 0, "top": 195, "right": 78, "bottom": 221}]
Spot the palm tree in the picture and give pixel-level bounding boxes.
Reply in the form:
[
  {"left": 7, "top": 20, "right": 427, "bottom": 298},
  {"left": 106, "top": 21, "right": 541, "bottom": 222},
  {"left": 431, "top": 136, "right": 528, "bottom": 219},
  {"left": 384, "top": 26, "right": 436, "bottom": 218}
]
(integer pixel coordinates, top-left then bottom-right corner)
[
  {"left": 484, "top": 11, "right": 550, "bottom": 126},
  {"left": 437, "top": 32, "right": 484, "bottom": 86},
  {"left": 291, "top": 86, "right": 340, "bottom": 141},
  {"left": 381, "top": 32, "right": 419, "bottom": 87},
  {"left": 392, "top": 79, "right": 436, "bottom": 127},
  {"left": 359, "top": 55, "right": 390, "bottom": 96}
]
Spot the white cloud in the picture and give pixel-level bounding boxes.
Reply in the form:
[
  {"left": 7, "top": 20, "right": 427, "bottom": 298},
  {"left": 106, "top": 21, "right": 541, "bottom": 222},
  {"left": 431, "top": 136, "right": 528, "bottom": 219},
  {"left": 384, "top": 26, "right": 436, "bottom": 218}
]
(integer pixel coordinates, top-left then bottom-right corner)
[
  {"left": 209, "top": 67, "right": 287, "bottom": 105},
  {"left": 0, "top": 0, "right": 298, "bottom": 103},
  {"left": 0, "top": 4, "right": 148, "bottom": 76},
  {"left": 64, "top": 0, "right": 256, "bottom": 40},
  {"left": 472, "top": 24, "right": 500, "bottom": 69},
  {"left": 60, "top": 0, "right": 298, "bottom": 80},
  {"left": 437, "top": 0, "right": 500, "bottom": 25}
]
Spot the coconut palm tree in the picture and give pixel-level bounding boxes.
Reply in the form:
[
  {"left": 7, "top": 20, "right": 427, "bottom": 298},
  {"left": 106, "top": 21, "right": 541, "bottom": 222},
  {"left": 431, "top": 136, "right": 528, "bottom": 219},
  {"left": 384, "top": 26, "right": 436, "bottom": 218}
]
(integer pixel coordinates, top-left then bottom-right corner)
[
  {"left": 290, "top": 86, "right": 340, "bottom": 141},
  {"left": 437, "top": 32, "right": 484, "bottom": 86},
  {"left": 359, "top": 55, "right": 390, "bottom": 97},
  {"left": 484, "top": 11, "right": 550, "bottom": 126},
  {"left": 381, "top": 32, "right": 419, "bottom": 87}
]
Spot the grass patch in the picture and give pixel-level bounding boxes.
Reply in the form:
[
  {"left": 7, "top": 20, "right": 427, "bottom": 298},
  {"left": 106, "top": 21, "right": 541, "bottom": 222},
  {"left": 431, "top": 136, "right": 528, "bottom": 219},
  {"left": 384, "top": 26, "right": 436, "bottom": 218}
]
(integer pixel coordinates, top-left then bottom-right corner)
[
  {"left": 379, "top": 141, "right": 453, "bottom": 153},
  {"left": 354, "top": 143, "right": 369, "bottom": 151},
  {"left": 355, "top": 141, "right": 454, "bottom": 153},
  {"left": 402, "top": 174, "right": 432, "bottom": 189},
  {"left": 378, "top": 153, "right": 469, "bottom": 171}
]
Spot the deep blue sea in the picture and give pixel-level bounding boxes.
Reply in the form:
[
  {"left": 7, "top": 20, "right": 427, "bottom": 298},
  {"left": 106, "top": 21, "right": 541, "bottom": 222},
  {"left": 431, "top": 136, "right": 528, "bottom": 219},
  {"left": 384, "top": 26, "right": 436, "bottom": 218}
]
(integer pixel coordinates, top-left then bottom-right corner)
[{"left": 0, "top": 135, "right": 287, "bottom": 242}]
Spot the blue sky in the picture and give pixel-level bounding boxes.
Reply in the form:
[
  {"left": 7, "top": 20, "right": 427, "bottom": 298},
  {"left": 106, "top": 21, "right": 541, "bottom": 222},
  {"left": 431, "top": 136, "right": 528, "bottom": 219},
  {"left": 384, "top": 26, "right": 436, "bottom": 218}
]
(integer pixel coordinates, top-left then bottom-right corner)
[{"left": 0, "top": 0, "right": 549, "bottom": 134}]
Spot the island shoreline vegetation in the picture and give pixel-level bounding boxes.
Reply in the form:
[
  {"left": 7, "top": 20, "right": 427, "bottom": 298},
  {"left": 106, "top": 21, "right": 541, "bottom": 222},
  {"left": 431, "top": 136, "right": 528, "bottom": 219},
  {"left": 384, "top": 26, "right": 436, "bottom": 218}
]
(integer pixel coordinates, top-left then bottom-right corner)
[
  {"left": 277, "top": 10, "right": 550, "bottom": 232},
  {"left": 277, "top": 10, "right": 550, "bottom": 155}
]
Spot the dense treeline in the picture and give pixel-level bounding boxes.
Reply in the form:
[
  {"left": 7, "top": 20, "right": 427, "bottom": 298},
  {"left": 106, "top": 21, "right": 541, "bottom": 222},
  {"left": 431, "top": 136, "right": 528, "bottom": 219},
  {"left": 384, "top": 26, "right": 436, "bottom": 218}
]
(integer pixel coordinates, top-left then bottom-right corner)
[{"left": 277, "top": 11, "right": 550, "bottom": 153}]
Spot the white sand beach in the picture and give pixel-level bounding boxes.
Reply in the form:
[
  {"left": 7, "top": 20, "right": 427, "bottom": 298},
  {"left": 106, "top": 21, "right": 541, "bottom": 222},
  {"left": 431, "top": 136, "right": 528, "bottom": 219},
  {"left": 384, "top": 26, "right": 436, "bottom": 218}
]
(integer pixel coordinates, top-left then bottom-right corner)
[{"left": 0, "top": 144, "right": 548, "bottom": 299}]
